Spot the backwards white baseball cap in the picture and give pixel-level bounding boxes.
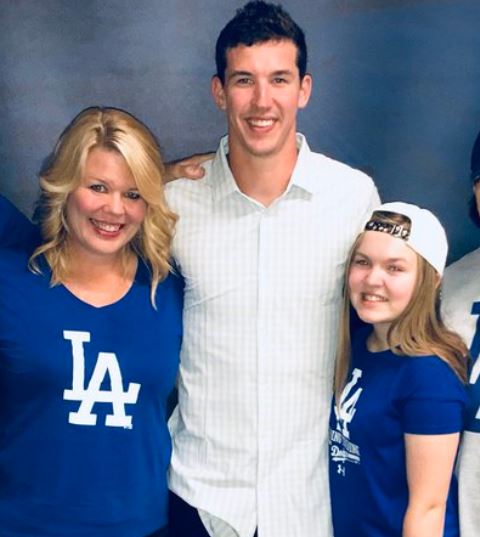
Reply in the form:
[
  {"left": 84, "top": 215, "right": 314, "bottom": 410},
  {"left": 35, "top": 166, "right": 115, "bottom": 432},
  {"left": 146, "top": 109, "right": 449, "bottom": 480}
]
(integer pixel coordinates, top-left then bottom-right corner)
[{"left": 364, "top": 201, "right": 448, "bottom": 275}]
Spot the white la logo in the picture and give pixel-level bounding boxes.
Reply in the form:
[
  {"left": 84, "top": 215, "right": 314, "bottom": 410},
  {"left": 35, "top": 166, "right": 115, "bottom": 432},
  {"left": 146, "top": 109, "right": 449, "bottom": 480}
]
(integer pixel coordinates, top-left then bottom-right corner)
[
  {"left": 334, "top": 368, "right": 363, "bottom": 439},
  {"left": 63, "top": 330, "right": 140, "bottom": 428},
  {"left": 470, "top": 358, "right": 480, "bottom": 419}
]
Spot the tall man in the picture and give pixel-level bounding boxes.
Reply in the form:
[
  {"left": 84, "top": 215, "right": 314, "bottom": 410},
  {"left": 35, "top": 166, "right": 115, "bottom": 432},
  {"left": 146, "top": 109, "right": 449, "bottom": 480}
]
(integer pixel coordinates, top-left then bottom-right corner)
[
  {"left": 165, "top": 2, "right": 379, "bottom": 536},
  {"left": 442, "top": 129, "right": 480, "bottom": 537}
]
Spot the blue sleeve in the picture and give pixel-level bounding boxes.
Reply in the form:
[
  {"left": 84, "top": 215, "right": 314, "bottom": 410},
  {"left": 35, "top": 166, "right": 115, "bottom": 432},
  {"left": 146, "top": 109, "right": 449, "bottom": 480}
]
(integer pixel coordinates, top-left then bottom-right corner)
[
  {"left": 0, "top": 195, "right": 40, "bottom": 249},
  {"left": 398, "top": 357, "right": 466, "bottom": 434}
]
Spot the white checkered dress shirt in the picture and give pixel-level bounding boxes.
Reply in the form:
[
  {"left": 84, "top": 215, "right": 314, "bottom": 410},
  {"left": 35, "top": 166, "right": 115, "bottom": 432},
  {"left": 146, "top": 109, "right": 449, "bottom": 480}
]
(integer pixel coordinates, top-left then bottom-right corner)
[{"left": 166, "top": 134, "right": 379, "bottom": 537}]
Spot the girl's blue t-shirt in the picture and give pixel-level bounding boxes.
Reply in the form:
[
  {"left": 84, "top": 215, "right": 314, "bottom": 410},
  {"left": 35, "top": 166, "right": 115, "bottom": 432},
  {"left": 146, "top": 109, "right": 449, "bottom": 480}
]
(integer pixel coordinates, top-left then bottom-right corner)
[
  {"left": 329, "top": 329, "right": 466, "bottom": 537},
  {"left": 0, "top": 201, "right": 183, "bottom": 536}
]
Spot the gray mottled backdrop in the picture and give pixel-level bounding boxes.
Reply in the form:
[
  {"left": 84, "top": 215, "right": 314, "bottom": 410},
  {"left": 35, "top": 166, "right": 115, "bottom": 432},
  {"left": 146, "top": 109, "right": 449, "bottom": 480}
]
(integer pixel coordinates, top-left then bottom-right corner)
[{"left": 1, "top": 0, "right": 479, "bottom": 263}]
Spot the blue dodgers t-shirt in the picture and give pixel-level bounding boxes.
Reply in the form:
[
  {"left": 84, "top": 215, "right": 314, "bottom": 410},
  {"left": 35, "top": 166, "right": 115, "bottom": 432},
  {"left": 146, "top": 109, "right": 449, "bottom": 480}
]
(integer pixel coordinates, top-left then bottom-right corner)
[
  {"left": 0, "top": 248, "right": 183, "bottom": 536},
  {"left": 464, "top": 300, "right": 480, "bottom": 434},
  {"left": 329, "top": 329, "right": 466, "bottom": 537}
]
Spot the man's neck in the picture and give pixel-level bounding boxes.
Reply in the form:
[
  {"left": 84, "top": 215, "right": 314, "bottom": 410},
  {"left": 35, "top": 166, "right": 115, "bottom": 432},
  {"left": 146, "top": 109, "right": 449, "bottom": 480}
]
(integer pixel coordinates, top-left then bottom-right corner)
[{"left": 228, "top": 141, "right": 299, "bottom": 207}]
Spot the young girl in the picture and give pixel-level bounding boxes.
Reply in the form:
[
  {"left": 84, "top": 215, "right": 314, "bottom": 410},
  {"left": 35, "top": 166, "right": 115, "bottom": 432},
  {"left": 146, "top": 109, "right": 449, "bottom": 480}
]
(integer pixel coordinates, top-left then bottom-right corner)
[{"left": 329, "top": 202, "right": 468, "bottom": 537}]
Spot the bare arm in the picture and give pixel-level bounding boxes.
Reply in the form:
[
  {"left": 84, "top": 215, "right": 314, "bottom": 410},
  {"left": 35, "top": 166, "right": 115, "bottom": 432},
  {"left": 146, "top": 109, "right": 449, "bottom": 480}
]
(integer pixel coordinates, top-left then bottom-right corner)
[
  {"left": 403, "top": 433, "right": 460, "bottom": 537},
  {"left": 163, "top": 152, "right": 215, "bottom": 183}
]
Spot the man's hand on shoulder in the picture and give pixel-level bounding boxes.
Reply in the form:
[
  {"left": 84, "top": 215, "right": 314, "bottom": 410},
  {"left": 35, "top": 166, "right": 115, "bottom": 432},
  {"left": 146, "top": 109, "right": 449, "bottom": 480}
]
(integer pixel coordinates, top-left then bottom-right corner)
[{"left": 164, "top": 152, "right": 215, "bottom": 183}]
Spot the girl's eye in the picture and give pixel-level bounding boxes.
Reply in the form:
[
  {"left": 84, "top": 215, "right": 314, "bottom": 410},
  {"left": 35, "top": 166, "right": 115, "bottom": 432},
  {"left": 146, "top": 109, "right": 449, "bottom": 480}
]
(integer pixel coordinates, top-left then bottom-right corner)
[
  {"left": 89, "top": 184, "right": 106, "bottom": 193},
  {"left": 388, "top": 265, "right": 404, "bottom": 272},
  {"left": 125, "top": 191, "right": 142, "bottom": 201},
  {"left": 352, "top": 257, "right": 368, "bottom": 266}
]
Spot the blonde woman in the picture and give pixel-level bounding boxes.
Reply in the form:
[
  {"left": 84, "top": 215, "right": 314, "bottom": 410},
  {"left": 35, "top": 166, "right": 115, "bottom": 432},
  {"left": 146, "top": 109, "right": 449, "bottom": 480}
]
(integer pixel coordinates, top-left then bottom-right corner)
[
  {"left": 329, "top": 202, "right": 468, "bottom": 537},
  {"left": 0, "top": 107, "right": 182, "bottom": 537}
]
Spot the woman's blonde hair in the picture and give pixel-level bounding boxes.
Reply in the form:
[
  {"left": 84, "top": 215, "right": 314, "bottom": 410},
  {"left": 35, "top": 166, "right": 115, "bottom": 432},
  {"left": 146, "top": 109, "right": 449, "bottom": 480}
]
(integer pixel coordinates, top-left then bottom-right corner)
[
  {"left": 29, "top": 106, "right": 177, "bottom": 306},
  {"left": 334, "top": 211, "right": 468, "bottom": 404}
]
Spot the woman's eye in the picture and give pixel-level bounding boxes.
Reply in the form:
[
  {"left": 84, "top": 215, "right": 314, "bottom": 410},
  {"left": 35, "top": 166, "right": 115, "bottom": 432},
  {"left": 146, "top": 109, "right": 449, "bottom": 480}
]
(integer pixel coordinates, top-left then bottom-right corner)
[
  {"left": 125, "top": 191, "right": 141, "bottom": 200},
  {"left": 353, "top": 258, "right": 368, "bottom": 266},
  {"left": 89, "top": 184, "right": 106, "bottom": 193}
]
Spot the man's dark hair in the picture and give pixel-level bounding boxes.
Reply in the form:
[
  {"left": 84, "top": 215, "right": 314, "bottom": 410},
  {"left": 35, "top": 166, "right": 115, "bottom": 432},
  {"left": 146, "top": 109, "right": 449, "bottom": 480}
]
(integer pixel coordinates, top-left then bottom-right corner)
[
  {"left": 215, "top": 1, "right": 307, "bottom": 84},
  {"left": 469, "top": 129, "right": 480, "bottom": 227},
  {"left": 471, "top": 129, "right": 480, "bottom": 183},
  {"left": 468, "top": 195, "right": 480, "bottom": 227}
]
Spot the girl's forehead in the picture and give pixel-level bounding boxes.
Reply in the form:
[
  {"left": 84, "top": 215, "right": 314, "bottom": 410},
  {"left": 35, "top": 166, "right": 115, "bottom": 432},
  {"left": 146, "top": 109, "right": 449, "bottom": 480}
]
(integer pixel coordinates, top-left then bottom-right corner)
[{"left": 355, "top": 231, "right": 416, "bottom": 260}]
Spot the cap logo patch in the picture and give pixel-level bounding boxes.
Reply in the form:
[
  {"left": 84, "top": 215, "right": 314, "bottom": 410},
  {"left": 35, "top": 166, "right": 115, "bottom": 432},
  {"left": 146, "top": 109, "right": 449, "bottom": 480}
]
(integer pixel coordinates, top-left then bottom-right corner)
[{"left": 365, "top": 220, "right": 410, "bottom": 240}]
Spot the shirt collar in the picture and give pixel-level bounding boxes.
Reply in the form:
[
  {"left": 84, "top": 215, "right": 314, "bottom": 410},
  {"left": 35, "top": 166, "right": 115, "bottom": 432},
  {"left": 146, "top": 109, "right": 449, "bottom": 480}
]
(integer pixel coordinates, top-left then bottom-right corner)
[
  {"left": 207, "top": 133, "right": 320, "bottom": 203},
  {"left": 208, "top": 136, "right": 242, "bottom": 203},
  {"left": 288, "top": 134, "right": 322, "bottom": 195}
]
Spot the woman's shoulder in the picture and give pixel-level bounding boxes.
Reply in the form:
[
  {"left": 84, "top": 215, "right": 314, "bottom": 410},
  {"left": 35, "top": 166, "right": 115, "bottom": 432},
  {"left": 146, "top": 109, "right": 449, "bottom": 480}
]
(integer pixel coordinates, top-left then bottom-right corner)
[
  {"left": 0, "top": 244, "right": 31, "bottom": 270},
  {"left": 0, "top": 195, "right": 41, "bottom": 251},
  {"left": 403, "top": 353, "right": 460, "bottom": 374},
  {"left": 136, "top": 260, "right": 184, "bottom": 288},
  {"left": 159, "top": 269, "right": 184, "bottom": 302},
  {"left": 0, "top": 248, "right": 49, "bottom": 308},
  {"left": 135, "top": 260, "right": 184, "bottom": 309},
  {"left": 394, "top": 354, "right": 467, "bottom": 435},
  {"left": 400, "top": 354, "right": 466, "bottom": 400}
]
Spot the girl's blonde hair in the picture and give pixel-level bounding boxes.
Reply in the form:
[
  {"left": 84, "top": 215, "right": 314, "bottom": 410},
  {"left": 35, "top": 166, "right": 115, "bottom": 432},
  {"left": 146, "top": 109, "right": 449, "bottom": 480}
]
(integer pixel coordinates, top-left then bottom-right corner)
[
  {"left": 29, "top": 106, "right": 177, "bottom": 306},
  {"left": 334, "top": 211, "right": 468, "bottom": 404}
]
